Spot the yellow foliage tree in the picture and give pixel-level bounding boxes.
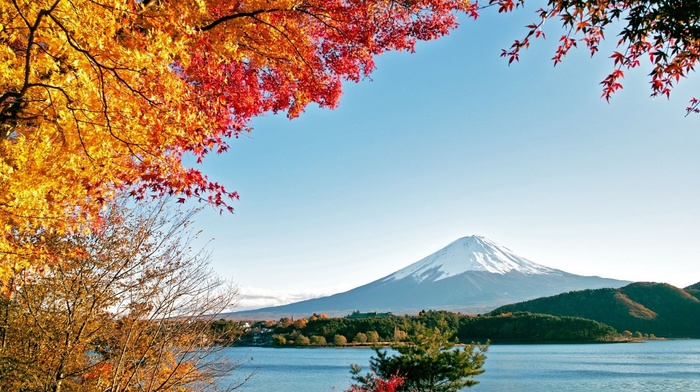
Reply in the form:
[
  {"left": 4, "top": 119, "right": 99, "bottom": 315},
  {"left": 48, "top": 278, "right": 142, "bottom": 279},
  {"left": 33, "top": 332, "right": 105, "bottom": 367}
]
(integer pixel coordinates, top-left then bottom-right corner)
[{"left": 0, "top": 199, "right": 242, "bottom": 391}]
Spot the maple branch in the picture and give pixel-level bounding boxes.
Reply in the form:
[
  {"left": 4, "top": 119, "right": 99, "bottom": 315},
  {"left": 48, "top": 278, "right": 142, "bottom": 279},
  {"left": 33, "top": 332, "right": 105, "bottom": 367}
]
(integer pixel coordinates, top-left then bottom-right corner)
[
  {"left": 0, "top": 203, "right": 66, "bottom": 220},
  {"left": 40, "top": 83, "right": 101, "bottom": 163},
  {"left": 17, "top": 0, "right": 62, "bottom": 94},
  {"left": 48, "top": 14, "right": 156, "bottom": 107},
  {"left": 296, "top": 9, "right": 351, "bottom": 40},
  {"left": 199, "top": 8, "right": 319, "bottom": 80},
  {"left": 199, "top": 9, "right": 285, "bottom": 31},
  {"left": 0, "top": 0, "right": 62, "bottom": 140},
  {"left": 26, "top": 83, "right": 74, "bottom": 104},
  {"left": 41, "top": 85, "right": 69, "bottom": 148},
  {"left": 0, "top": 91, "right": 23, "bottom": 140},
  {"left": 250, "top": 15, "right": 316, "bottom": 73},
  {"left": 238, "top": 39, "right": 289, "bottom": 62},
  {"left": 44, "top": 12, "right": 170, "bottom": 165}
]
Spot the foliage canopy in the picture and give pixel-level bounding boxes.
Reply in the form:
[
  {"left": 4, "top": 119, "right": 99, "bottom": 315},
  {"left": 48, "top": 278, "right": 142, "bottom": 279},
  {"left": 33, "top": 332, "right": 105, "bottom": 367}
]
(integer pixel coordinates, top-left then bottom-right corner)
[{"left": 0, "top": 0, "right": 471, "bottom": 276}]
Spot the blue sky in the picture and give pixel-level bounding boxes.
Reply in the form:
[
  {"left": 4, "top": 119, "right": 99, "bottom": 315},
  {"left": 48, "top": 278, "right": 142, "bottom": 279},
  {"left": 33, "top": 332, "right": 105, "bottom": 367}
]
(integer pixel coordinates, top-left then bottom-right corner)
[{"left": 191, "top": 10, "right": 700, "bottom": 310}]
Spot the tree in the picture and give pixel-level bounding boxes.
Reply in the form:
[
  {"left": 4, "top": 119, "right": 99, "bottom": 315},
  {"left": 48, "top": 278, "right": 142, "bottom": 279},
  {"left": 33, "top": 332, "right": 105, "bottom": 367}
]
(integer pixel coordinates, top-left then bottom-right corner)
[
  {"left": 0, "top": 198, "right": 243, "bottom": 391},
  {"left": 293, "top": 318, "right": 309, "bottom": 329},
  {"left": 350, "top": 324, "right": 487, "bottom": 392},
  {"left": 273, "top": 334, "right": 288, "bottom": 346},
  {"left": 366, "top": 330, "right": 380, "bottom": 343},
  {"left": 393, "top": 327, "right": 407, "bottom": 342},
  {"left": 353, "top": 332, "right": 368, "bottom": 344},
  {"left": 0, "top": 0, "right": 473, "bottom": 277},
  {"left": 334, "top": 334, "right": 348, "bottom": 346},
  {"left": 295, "top": 334, "right": 311, "bottom": 346},
  {"left": 492, "top": 0, "right": 700, "bottom": 113},
  {"left": 309, "top": 313, "right": 330, "bottom": 321}
]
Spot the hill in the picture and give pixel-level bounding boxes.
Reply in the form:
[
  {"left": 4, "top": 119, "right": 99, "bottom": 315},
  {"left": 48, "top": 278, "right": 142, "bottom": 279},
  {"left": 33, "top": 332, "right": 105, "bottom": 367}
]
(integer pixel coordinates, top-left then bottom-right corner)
[{"left": 492, "top": 282, "right": 700, "bottom": 338}]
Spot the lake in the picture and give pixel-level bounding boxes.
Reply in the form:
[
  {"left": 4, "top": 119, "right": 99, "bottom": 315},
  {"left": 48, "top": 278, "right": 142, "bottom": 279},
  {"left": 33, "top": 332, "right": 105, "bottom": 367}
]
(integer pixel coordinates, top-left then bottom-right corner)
[{"left": 218, "top": 340, "right": 700, "bottom": 391}]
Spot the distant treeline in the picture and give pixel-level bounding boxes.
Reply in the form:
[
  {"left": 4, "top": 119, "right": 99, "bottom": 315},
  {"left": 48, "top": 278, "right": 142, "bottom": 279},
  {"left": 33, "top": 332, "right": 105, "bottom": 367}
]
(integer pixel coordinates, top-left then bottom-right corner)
[
  {"left": 229, "top": 309, "right": 621, "bottom": 347},
  {"left": 458, "top": 312, "right": 617, "bottom": 342}
]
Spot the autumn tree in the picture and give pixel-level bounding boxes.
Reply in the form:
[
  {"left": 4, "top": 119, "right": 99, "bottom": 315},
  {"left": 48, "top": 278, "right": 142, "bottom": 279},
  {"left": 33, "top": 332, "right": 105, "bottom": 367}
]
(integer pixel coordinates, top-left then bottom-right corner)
[
  {"left": 293, "top": 317, "right": 309, "bottom": 329},
  {"left": 0, "top": 0, "right": 474, "bottom": 276},
  {"left": 492, "top": 0, "right": 700, "bottom": 113},
  {"left": 295, "top": 334, "right": 311, "bottom": 345},
  {"left": 353, "top": 332, "right": 368, "bottom": 344},
  {"left": 350, "top": 324, "right": 487, "bottom": 392},
  {"left": 366, "top": 330, "right": 380, "bottom": 343},
  {"left": 0, "top": 198, "right": 244, "bottom": 391},
  {"left": 334, "top": 334, "right": 348, "bottom": 346},
  {"left": 273, "top": 334, "right": 287, "bottom": 346}
]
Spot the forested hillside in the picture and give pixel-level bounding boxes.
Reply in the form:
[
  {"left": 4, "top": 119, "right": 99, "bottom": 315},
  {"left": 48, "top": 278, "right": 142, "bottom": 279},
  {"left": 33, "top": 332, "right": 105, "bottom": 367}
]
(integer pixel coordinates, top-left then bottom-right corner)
[{"left": 492, "top": 282, "right": 700, "bottom": 338}]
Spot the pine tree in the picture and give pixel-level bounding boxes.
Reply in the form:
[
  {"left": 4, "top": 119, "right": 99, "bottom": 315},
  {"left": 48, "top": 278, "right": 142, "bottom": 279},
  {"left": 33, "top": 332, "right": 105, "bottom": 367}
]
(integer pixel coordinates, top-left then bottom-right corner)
[{"left": 350, "top": 323, "right": 487, "bottom": 392}]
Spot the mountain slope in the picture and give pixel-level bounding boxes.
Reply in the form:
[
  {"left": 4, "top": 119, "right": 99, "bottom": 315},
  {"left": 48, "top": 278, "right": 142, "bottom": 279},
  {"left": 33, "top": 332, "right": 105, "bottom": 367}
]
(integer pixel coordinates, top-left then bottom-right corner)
[
  {"left": 229, "top": 236, "right": 630, "bottom": 319},
  {"left": 492, "top": 282, "right": 700, "bottom": 338},
  {"left": 686, "top": 281, "right": 700, "bottom": 299}
]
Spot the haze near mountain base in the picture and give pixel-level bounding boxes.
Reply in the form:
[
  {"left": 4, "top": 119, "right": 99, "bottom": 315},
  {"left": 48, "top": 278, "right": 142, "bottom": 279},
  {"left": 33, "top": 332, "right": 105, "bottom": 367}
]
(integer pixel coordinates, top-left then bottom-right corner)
[{"left": 229, "top": 236, "right": 630, "bottom": 319}]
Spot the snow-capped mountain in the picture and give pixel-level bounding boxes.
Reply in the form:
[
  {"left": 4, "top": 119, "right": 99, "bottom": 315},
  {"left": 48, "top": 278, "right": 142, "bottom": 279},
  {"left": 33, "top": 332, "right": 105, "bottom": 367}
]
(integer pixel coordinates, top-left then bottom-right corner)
[
  {"left": 384, "top": 236, "right": 558, "bottom": 283},
  {"left": 228, "top": 235, "right": 630, "bottom": 319}
]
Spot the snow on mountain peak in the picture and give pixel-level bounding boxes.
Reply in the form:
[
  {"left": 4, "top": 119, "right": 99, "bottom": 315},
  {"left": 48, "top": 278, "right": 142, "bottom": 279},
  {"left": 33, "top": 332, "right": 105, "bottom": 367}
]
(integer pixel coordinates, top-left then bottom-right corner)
[{"left": 383, "top": 235, "right": 559, "bottom": 283}]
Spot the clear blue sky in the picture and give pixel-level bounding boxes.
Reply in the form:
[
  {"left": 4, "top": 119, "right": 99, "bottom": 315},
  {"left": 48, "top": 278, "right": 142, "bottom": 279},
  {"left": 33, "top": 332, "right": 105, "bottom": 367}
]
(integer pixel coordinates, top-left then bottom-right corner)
[{"left": 190, "top": 10, "right": 700, "bottom": 310}]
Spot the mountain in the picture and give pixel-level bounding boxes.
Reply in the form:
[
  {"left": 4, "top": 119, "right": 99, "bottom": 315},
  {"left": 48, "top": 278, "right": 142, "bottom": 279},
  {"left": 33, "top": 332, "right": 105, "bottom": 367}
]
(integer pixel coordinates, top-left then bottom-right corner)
[
  {"left": 492, "top": 282, "right": 700, "bottom": 338},
  {"left": 383, "top": 235, "right": 559, "bottom": 282},
  {"left": 228, "top": 235, "right": 630, "bottom": 319}
]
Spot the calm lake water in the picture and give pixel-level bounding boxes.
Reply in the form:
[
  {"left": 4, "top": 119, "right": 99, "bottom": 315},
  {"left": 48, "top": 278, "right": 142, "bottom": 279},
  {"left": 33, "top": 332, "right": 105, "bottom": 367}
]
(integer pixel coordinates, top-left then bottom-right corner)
[{"left": 219, "top": 340, "right": 700, "bottom": 391}]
